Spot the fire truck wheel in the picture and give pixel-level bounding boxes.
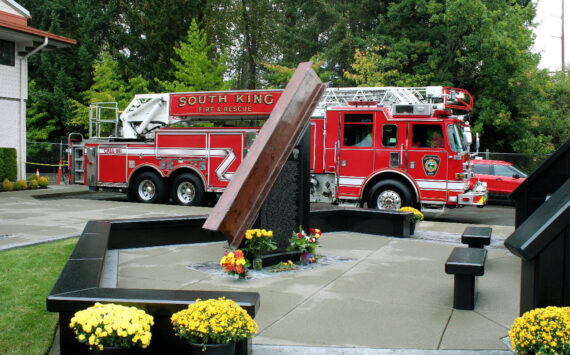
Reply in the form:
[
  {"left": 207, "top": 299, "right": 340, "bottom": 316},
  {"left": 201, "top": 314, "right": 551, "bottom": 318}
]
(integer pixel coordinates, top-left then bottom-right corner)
[
  {"left": 133, "top": 172, "right": 168, "bottom": 203},
  {"left": 367, "top": 180, "right": 412, "bottom": 210},
  {"left": 171, "top": 174, "right": 204, "bottom": 206}
]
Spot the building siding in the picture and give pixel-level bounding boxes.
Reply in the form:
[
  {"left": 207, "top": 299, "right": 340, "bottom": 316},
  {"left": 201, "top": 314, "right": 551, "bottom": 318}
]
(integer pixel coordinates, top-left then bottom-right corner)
[
  {"left": 0, "top": 59, "right": 25, "bottom": 99},
  {"left": 0, "top": 98, "right": 20, "bottom": 149}
]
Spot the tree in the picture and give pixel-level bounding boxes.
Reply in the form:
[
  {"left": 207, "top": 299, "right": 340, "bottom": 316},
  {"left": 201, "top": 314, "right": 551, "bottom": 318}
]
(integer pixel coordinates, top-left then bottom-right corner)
[
  {"left": 21, "top": 0, "right": 122, "bottom": 142},
  {"left": 156, "top": 20, "right": 228, "bottom": 92},
  {"left": 107, "top": 0, "right": 205, "bottom": 90},
  {"left": 68, "top": 52, "right": 150, "bottom": 134},
  {"left": 344, "top": 0, "right": 542, "bottom": 153}
]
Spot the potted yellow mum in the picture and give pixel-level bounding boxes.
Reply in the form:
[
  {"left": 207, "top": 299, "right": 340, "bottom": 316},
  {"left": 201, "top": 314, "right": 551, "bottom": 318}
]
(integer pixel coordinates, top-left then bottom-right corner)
[
  {"left": 171, "top": 297, "right": 258, "bottom": 353},
  {"left": 509, "top": 306, "right": 570, "bottom": 354},
  {"left": 398, "top": 206, "right": 424, "bottom": 235},
  {"left": 69, "top": 302, "right": 154, "bottom": 353}
]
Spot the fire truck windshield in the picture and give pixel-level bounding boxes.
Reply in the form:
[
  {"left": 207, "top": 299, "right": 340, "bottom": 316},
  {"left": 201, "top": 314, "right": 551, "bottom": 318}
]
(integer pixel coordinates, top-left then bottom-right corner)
[{"left": 447, "top": 124, "right": 467, "bottom": 153}]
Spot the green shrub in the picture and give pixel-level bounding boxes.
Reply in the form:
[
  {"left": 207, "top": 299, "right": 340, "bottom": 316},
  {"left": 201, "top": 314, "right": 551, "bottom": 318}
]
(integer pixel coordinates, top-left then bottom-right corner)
[
  {"left": 38, "top": 176, "right": 49, "bottom": 188},
  {"left": 27, "top": 174, "right": 39, "bottom": 182},
  {"left": 15, "top": 180, "right": 27, "bottom": 190},
  {"left": 0, "top": 148, "right": 17, "bottom": 181},
  {"left": 2, "top": 179, "right": 13, "bottom": 191},
  {"left": 29, "top": 179, "right": 39, "bottom": 189}
]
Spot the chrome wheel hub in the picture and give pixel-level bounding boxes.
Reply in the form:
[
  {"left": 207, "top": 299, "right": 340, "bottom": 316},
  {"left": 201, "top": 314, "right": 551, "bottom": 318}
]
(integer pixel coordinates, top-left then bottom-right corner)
[
  {"left": 138, "top": 179, "right": 156, "bottom": 201},
  {"left": 177, "top": 181, "right": 196, "bottom": 203},
  {"left": 376, "top": 190, "right": 402, "bottom": 210}
]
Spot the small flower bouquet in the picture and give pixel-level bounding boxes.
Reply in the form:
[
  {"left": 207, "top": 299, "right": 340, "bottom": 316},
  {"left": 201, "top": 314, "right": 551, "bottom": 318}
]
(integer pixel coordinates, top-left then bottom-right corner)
[
  {"left": 171, "top": 297, "right": 258, "bottom": 351},
  {"left": 270, "top": 260, "right": 299, "bottom": 273},
  {"left": 69, "top": 302, "right": 154, "bottom": 352},
  {"left": 398, "top": 206, "right": 424, "bottom": 223},
  {"left": 288, "top": 226, "right": 322, "bottom": 264},
  {"left": 220, "top": 249, "right": 249, "bottom": 278},
  {"left": 509, "top": 306, "right": 570, "bottom": 354},
  {"left": 243, "top": 228, "right": 277, "bottom": 270}
]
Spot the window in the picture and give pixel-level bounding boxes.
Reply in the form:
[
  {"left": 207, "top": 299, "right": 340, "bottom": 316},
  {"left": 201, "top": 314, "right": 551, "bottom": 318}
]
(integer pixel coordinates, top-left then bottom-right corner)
[
  {"left": 0, "top": 40, "right": 15, "bottom": 66},
  {"left": 494, "top": 165, "right": 516, "bottom": 177},
  {"left": 473, "top": 164, "right": 491, "bottom": 175},
  {"left": 343, "top": 114, "right": 373, "bottom": 147},
  {"left": 447, "top": 124, "right": 467, "bottom": 153},
  {"left": 411, "top": 124, "right": 444, "bottom": 148},
  {"left": 382, "top": 124, "right": 397, "bottom": 147}
]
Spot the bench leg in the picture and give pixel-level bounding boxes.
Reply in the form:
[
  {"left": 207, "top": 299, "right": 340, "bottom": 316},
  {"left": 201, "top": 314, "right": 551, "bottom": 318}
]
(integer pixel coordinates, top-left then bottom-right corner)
[{"left": 453, "top": 274, "right": 477, "bottom": 310}]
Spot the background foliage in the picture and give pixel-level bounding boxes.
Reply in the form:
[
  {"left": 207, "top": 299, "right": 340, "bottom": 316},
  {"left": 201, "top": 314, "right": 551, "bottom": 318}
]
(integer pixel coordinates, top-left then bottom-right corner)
[{"left": 20, "top": 0, "right": 570, "bottom": 155}]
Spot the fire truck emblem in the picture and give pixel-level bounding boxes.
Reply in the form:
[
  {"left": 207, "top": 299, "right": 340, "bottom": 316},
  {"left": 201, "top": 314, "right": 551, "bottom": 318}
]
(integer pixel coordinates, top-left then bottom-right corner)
[{"left": 422, "top": 155, "right": 440, "bottom": 177}]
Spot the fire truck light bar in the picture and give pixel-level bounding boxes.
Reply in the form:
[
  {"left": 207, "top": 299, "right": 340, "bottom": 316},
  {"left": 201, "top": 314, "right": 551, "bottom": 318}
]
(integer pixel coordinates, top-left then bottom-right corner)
[{"left": 348, "top": 101, "right": 378, "bottom": 107}]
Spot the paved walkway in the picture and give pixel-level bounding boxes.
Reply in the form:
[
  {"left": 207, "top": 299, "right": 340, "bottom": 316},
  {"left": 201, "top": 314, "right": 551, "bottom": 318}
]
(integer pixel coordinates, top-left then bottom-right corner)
[{"left": 0, "top": 185, "right": 518, "bottom": 354}]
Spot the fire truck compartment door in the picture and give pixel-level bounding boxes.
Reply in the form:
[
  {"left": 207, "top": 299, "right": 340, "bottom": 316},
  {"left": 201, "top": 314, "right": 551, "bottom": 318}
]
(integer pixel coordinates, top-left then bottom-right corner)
[
  {"left": 97, "top": 146, "right": 128, "bottom": 184},
  {"left": 337, "top": 112, "right": 375, "bottom": 197},
  {"left": 86, "top": 147, "right": 97, "bottom": 187},
  {"left": 407, "top": 123, "right": 449, "bottom": 203},
  {"left": 208, "top": 133, "right": 244, "bottom": 188}
]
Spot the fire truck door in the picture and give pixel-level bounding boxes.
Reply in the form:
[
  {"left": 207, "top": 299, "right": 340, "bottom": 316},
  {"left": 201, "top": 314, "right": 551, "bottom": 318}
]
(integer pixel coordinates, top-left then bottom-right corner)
[
  {"left": 374, "top": 114, "right": 403, "bottom": 171},
  {"left": 208, "top": 133, "right": 244, "bottom": 188},
  {"left": 97, "top": 145, "right": 128, "bottom": 184},
  {"left": 406, "top": 123, "right": 449, "bottom": 203},
  {"left": 337, "top": 112, "right": 375, "bottom": 197}
]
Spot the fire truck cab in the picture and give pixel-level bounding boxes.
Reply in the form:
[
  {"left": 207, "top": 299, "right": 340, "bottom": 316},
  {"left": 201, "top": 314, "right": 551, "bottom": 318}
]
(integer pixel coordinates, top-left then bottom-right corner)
[{"left": 309, "top": 101, "right": 486, "bottom": 211}]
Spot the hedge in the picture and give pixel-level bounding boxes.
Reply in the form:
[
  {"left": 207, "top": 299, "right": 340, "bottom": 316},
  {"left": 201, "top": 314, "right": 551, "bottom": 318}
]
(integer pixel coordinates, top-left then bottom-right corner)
[{"left": 0, "top": 148, "right": 17, "bottom": 181}]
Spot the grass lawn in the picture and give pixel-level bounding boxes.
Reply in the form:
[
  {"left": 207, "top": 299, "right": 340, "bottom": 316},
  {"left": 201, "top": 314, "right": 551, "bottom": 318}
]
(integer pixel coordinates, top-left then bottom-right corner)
[{"left": 0, "top": 238, "right": 77, "bottom": 355}]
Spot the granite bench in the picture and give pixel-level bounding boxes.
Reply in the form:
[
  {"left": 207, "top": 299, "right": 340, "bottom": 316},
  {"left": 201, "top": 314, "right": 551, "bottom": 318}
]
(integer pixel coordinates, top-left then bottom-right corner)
[
  {"left": 445, "top": 247, "right": 487, "bottom": 310},
  {"left": 461, "top": 226, "right": 492, "bottom": 248}
]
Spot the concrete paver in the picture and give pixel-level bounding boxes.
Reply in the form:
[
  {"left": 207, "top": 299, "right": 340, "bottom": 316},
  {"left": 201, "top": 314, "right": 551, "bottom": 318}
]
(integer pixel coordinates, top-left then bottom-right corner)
[{"left": 116, "top": 233, "right": 520, "bottom": 353}]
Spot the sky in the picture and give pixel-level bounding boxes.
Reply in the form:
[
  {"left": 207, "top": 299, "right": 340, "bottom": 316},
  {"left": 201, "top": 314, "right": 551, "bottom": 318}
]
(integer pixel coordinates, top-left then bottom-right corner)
[{"left": 533, "top": 0, "right": 568, "bottom": 71}]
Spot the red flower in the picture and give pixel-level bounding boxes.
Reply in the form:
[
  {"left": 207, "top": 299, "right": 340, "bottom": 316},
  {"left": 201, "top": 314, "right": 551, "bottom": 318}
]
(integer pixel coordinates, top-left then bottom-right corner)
[
  {"left": 298, "top": 232, "right": 304, "bottom": 238},
  {"left": 309, "top": 228, "right": 315, "bottom": 233}
]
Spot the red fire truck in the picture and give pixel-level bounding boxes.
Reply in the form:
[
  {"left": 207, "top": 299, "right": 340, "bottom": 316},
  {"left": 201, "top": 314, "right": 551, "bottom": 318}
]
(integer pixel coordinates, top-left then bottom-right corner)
[{"left": 68, "top": 86, "right": 487, "bottom": 212}]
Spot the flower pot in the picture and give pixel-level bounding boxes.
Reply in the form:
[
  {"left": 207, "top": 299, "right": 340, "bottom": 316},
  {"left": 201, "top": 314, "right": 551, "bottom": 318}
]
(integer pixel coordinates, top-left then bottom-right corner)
[
  {"left": 410, "top": 222, "right": 416, "bottom": 235},
  {"left": 189, "top": 341, "right": 236, "bottom": 355},
  {"left": 253, "top": 255, "right": 263, "bottom": 270}
]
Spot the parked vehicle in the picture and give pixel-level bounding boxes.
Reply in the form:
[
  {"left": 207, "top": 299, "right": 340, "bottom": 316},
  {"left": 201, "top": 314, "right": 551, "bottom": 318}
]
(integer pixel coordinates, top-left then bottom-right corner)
[
  {"left": 68, "top": 86, "right": 488, "bottom": 212},
  {"left": 470, "top": 159, "right": 526, "bottom": 200}
]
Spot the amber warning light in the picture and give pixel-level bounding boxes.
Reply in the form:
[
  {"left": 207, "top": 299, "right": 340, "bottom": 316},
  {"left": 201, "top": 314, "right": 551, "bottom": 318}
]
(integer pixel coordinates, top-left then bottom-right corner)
[{"left": 170, "top": 90, "right": 283, "bottom": 117}]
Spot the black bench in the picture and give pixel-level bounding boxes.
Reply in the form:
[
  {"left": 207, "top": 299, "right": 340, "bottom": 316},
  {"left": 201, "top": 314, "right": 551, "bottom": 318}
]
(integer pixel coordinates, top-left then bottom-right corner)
[
  {"left": 445, "top": 247, "right": 487, "bottom": 310},
  {"left": 461, "top": 226, "right": 492, "bottom": 248}
]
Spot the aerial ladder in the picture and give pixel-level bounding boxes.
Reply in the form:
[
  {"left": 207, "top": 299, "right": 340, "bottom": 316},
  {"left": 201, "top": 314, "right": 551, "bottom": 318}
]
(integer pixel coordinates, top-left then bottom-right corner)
[{"left": 89, "top": 86, "right": 474, "bottom": 140}]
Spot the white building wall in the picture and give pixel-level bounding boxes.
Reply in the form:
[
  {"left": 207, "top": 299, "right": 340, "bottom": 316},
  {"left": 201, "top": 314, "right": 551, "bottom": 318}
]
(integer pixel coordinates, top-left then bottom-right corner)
[
  {"left": 0, "top": 56, "right": 25, "bottom": 99},
  {"left": 0, "top": 98, "right": 21, "bottom": 150},
  {"left": 0, "top": 56, "right": 26, "bottom": 179}
]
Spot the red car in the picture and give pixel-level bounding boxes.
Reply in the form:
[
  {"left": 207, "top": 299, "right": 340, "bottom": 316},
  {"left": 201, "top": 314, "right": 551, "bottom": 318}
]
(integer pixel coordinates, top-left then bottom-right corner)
[{"left": 470, "top": 159, "right": 527, "bottom": 200}]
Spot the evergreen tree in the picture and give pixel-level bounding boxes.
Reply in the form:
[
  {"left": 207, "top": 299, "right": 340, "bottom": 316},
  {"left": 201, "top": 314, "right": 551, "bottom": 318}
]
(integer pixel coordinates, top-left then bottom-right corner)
[
  {"left": 107, "top": 0, "right": 205, "bottom": 90},
  {"left": 68, "top": 52, "right": 150, "bottom": 134},
  {"left": 345, "top": 0, "right": 543, "bottom": 154},
  {"left": 156, "top": 20, "right": 228, "bottom": 92}
]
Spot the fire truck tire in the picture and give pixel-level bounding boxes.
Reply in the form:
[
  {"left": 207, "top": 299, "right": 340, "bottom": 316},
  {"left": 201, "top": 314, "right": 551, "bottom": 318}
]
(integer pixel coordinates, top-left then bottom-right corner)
[
  {"left": 367, "top": 180, "right": 412, "bottom": 210},
  {"left": 171, "top": 174, "right": 204, "bottom": 206},
  {"left": 133, "top": 172, "right": 168, "bottom": 203}
]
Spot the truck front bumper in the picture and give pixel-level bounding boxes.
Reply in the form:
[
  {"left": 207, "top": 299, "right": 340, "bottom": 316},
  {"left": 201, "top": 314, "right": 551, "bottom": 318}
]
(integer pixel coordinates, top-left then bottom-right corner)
[
  {"left": 457, "top": 181, "right": 488, "bottom": 206},
  {"left": 457, "top": 190, "right": 487, "bottom": 206}
]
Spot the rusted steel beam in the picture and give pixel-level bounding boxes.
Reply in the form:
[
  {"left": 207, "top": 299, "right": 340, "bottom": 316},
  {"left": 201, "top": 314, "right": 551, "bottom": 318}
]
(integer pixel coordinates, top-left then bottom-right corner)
[{"left": 203, "top": 62, "right": 325, "bottom": 248}]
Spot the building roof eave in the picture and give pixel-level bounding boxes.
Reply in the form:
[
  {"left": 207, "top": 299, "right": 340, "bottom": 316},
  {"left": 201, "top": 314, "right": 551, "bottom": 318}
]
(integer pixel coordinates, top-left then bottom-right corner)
[{"left": 0, "top": 18, "right": 76, "bottom": 47}]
